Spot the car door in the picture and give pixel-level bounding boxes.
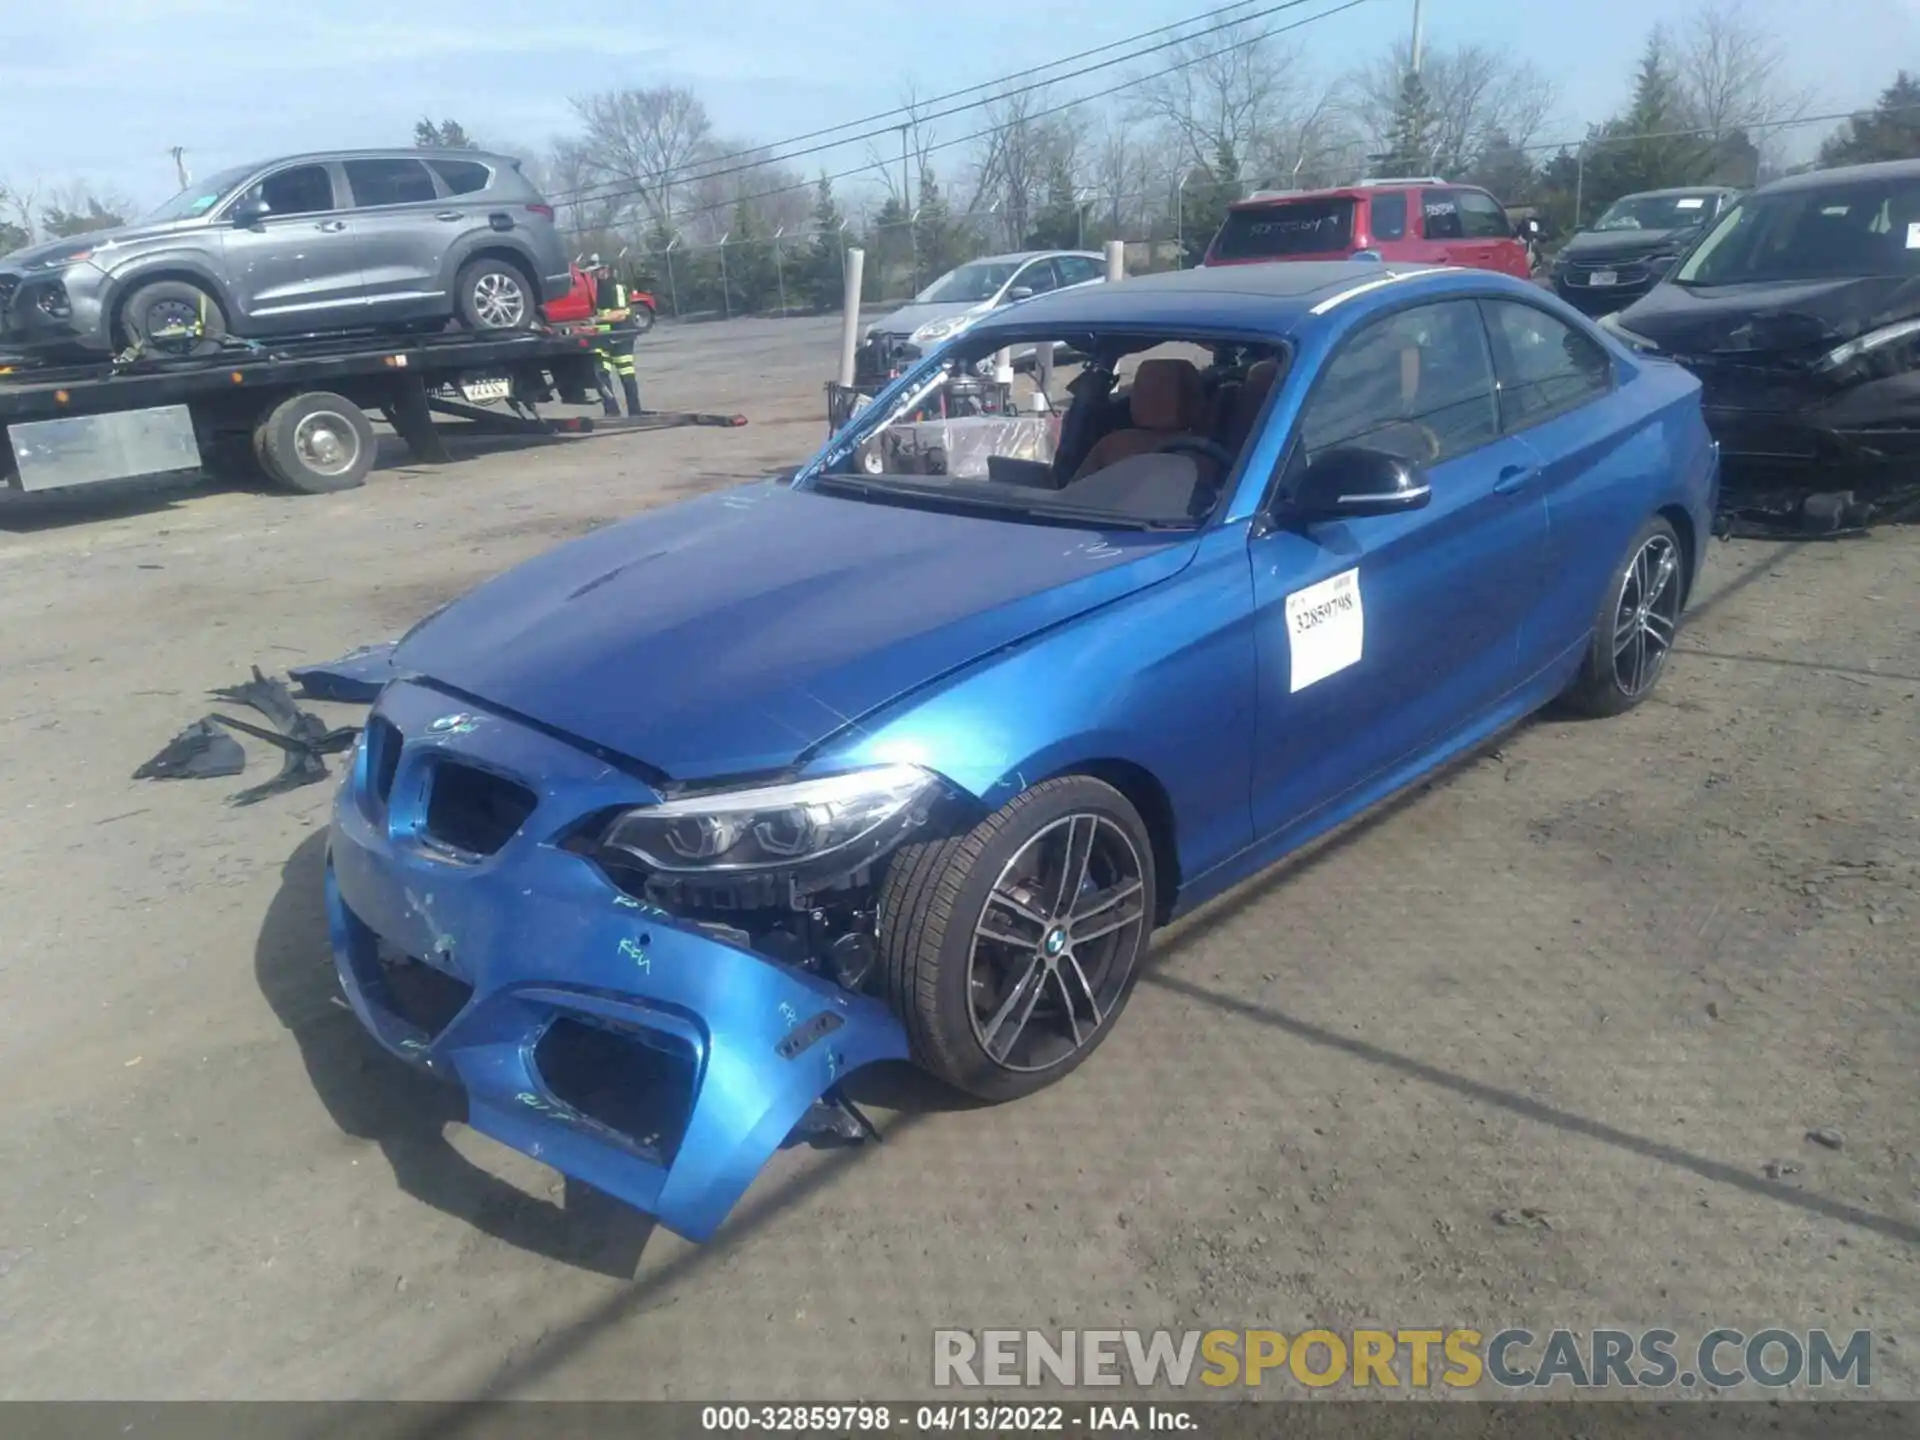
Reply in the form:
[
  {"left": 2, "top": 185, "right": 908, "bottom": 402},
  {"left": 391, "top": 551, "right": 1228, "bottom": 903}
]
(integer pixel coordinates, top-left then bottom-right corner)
[
  {"left": 1409, "top": 189, "right": 1467, "bottom": 266},
  {"left": 341, "top": 156, "right": 454, "bottom": 316},
  {"left": 1455, "top": 188, "right": 1530, "bottom": 277},
  {"left": 1245, "top": 297, "right": 1552, "bottom": 838},
  {"left": 1477, "top": 297, "right": 1651, "bottom": 671},
  {"left": 217, "top": 161, "right": 366, "bottom": 329}
]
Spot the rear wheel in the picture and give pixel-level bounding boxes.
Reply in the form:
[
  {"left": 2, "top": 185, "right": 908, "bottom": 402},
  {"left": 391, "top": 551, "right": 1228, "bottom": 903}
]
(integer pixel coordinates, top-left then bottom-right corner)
[
  {"left": 1560, "top": 515, "right": 1685, "bottom": 717},
  {"left": 253, "top": 391, "right": 376, "bottom": 494},
  {"left": 118, "top": 279, "right": 228, "bottom": 356},
  {"left": 631, "top": 301, "right": 657, "bottom": 334},
  {"left": 454, "top": 258, "right": 535, "bottom": 331},
  {"left": 877, "top": 775, "right": 1156, "bottom": 1101}
]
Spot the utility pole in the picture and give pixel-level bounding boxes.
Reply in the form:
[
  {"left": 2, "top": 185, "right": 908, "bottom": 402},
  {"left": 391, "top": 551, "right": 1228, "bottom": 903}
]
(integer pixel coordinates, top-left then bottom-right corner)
[
  {"left": 898, "top": 124, "right": 911, "bottom": 215},
  {"left": 1410, "top": 0, "right": 1425, "bottom": 75},
  {"left": 168, "top": 146, "right": 190, "bottom": 188}
]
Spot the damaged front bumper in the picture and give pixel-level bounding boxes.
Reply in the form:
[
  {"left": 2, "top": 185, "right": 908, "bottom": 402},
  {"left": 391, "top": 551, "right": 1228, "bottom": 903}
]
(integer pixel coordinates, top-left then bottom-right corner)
[
  {"left": 1683, "top": 360, "right": 1920, "bottom": 533},
  {"left": 324, "top": 679, "right": 910, "bottom": 1241}
]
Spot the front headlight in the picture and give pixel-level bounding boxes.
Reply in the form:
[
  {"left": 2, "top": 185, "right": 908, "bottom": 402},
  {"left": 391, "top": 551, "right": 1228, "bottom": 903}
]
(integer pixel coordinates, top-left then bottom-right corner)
[
  {"left": 601, "top": 763, "right": 941, "bottom": 877},
  {"left": 1813, "top": 317, "right": 1920, "bottom": 374},
  {"left": 910, "top": 315, "right": 971, "bottom": 346},
  {"left": 26, "top": 249, "right": 94, "bottom": 271}
]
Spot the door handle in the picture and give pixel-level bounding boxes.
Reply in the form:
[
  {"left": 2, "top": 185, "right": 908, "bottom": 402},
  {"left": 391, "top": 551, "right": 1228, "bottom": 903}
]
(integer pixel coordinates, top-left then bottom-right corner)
[
  {"left": 1492, "top": 463, "right": 1537, "bottom": 495},
  {"left": 316, "top": 219, "right": 347, "bottom": 232},
  {"left": 435, "top": 211, "right": 463, "bottom": 222}
]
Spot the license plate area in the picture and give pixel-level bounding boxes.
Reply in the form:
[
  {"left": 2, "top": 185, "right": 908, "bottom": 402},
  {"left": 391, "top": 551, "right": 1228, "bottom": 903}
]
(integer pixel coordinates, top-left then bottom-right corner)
[
  {"left": 458, "top": 374, "right": 513, "bottom": 403},
  {"left": 1588, "top": 270, "right": 1618, "bottom": 287}
]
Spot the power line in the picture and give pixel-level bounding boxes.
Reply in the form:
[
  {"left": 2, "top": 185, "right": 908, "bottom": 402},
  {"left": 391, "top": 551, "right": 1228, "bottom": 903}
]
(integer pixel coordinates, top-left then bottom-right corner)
[
  {"left": 547, "top": 0, "right": 1369, "bottom": 207},
  {"left": 554, "top": 0, "right": 1280, "bottom": 204},
  {"left": 555, "top": 0, "right": 1374, "bottom": 228}
]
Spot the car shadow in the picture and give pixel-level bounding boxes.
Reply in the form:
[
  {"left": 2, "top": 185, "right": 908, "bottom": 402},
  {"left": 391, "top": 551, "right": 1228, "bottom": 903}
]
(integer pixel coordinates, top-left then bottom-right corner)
[
  {"left": 258, "top": 828, "right": 982, "bottom": 1272},
  {"left": 257, "top": 829, "right": 661, "bottom": 1277}
]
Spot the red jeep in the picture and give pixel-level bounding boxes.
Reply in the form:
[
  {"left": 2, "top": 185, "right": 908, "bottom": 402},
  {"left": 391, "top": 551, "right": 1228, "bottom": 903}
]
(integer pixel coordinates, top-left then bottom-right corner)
[{"left": 1202, "top": 179, "right": 1532, "bottom": 279}]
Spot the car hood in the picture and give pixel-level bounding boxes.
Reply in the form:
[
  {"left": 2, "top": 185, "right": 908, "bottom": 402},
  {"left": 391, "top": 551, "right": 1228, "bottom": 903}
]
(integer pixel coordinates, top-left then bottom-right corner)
[
  {"left": 394, "top": 479, "right": 1196, "bottom": 782},
  {"left": 1617, "top": 274, "right": 1920, "bottom": 359},
  {"left": 865, "top": 299, "right": 985, "bottom": 340},
  {"left": 1, "top": 219, "right": 206, "bottom": 267},
  {"left": 1560, "top": 226, "right": 1700, "bottom": 263}
]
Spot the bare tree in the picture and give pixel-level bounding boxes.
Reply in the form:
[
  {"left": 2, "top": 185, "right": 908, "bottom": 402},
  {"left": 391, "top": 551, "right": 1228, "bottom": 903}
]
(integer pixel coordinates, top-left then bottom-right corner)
[
  {"left": 1, "top": 176, "right": 43, "bottom": 250},
  {"left": 1350, "top": 40, "right": 1556, "bottom": 176},
  {"left": 1677, "top": 0, "right": 1816, "bottom": 158},
  {"left": 863, "top": 84, "right": 941, "bottom": 211},
  {"left": 569, "top": 84, "right": 715, "bottom": 227},
  {"left": 1129, "top": 20, "right": 1306, "bottom": 170},
  {"left": 39, "top": 181, "right": 138, "bottom": 238},
  {"left": 968, "top": 85, "right": 1072, "bottom": 247}
]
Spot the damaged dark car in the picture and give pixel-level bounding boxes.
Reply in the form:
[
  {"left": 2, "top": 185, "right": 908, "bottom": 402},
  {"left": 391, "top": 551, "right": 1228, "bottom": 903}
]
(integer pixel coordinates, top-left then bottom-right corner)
[{"left": 1601, "top": 159, "right": 1920, "bottom": 534}]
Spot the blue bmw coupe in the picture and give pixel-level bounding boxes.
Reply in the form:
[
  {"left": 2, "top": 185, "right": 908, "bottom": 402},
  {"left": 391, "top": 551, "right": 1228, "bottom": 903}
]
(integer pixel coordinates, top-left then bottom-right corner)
[{"left": 326, "top": 261, "right": 1718, "bottom": 1240}]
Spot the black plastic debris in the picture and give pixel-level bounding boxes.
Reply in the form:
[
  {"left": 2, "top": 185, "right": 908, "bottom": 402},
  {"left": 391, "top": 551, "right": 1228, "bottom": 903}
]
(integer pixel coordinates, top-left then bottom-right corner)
[
  {"left": 289, "top": 642, "right": 398, "bottom": 704},
  {"left": 133, "top": 720, "right": 246, "bottom": 781},
  {"left": 208, "top": 667, "right": 360, "bottom": 806},
  {"left": 786, "top": 1089, "right": 884, "bottom": 1149}
]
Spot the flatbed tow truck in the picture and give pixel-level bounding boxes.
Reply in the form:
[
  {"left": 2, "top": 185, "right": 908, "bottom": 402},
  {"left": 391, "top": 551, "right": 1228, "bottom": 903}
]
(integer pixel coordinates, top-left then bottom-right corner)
[{"left": 0, "top": 321, "right": 745, "bottom": 500}]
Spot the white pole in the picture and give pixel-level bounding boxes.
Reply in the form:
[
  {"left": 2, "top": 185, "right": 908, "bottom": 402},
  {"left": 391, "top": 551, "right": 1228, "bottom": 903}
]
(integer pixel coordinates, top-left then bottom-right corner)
[
  {"left": 837, "top": 245, "right": 866, "bottom": 388},
  {"left": 994, "top": 349, "right": 1014, "bottom": 386},
  {"left": 1104, "top": 239, "right": 1126, "bottom": 283},
  {"left": 1411, "top": 0, "right": 1425, "bottom": 75}
]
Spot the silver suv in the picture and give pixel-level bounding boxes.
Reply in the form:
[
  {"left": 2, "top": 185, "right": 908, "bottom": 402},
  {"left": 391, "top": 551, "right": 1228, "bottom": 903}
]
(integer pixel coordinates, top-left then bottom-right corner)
[{"left": 0, "top": 148, "right": 572, "bottom": 356}]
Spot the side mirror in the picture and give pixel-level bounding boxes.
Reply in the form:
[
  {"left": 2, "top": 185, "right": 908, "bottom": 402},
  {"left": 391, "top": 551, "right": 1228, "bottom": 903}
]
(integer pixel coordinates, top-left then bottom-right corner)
[
  {"left": 1286, "top": 447, "right": 1431, "bottom": 522},
  {"left": 1006, "top": 286, "right": 1034, "bottom": 303},
  {"left": 231, "top": 197, "right": 270, "bottom": 226}
]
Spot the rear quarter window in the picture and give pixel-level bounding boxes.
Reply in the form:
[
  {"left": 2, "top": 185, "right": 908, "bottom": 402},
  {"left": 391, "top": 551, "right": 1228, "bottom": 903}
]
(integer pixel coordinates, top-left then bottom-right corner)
[
  {"left": 428, "top": 159, "right": 494, "bottom": 195},
  {"left": 1211, "top": 199, "right": 1355, "bottom": 260},
  {"left": 1368, "top": 191, "right": 1408, "bottom": 241}
]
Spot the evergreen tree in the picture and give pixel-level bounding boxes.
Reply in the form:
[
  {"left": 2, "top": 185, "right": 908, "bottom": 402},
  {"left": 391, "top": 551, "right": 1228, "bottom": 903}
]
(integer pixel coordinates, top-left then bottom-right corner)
[
  {"left": 913, "top": 167, "right": 969, "bottom": 290},
  {"left": 868, "top": 194, "right": 911, "bottom": 299},
  {"left": 413, "top": 119, "right": 475, "bottom": 149},
  {"left": 1024, "top": 156, "right": 1083, "bottom": 250},
  {"left": 1381, "top": 70, "right": 1440, "bottom": 175},
  {"left": 803, "top": 174, "right": 848, "bottom": 309},
  {"left": 1583, "top": 36, "right": 1712, "bottom": 220},
  {"left": 1179, "top": 141, "right": 1242, "bottom": 267},
  {"left": 1819, "top": 72, "right": 1920, "bottom": 166},
  {"left": 724, "top": 196, "right": 776, "bottom": 314}
]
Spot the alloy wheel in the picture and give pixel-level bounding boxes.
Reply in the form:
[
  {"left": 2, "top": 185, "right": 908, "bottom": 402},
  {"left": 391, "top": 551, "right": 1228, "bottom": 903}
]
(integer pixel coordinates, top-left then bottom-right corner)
[
  {"left": 1612, "top": 532, "right": 1680, "bottom": 698},
  {"left": 472, "top": 272, "right": 528, "bottom": 328},
  {"left": 966, "top": 812, "right": 1149, "bottom": 1074}
]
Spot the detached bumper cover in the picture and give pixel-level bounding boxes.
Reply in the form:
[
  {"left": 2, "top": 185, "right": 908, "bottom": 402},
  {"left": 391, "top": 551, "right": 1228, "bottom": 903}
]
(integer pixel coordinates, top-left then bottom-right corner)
[{"left": 325, "top": 679, "right": 910, "bottom": 1241}]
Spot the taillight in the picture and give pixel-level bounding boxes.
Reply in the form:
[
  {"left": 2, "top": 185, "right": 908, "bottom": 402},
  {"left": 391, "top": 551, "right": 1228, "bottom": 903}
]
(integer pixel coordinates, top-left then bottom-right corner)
[{"left": 526, "top": 203, "right": 555, "bottom": 221}]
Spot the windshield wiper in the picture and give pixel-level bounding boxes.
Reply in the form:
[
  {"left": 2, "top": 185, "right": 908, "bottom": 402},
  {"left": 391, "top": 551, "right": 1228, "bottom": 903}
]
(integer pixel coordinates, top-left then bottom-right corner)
[{"left": 812, "top": 473, "right": 1191, "bottom": 531}]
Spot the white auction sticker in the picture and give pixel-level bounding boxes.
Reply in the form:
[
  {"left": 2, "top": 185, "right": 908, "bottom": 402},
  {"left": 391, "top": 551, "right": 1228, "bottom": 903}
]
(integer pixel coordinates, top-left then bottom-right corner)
[
  {"left": 1285, "top": 567, "right": 1365, "bottom": 692},
  {"left": 1907, "top": 221, "right": 1920, "bottom": 250},
  {"left": 1676, "top": 197, "right": 1705, "bottom": 209}
]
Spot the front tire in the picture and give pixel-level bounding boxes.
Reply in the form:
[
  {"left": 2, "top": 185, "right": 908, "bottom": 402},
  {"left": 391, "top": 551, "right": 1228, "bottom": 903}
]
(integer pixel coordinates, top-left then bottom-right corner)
[
  {"left": 119, "top": 279, "right": 228, "bottom": 355},
  {"left": 454, "top": 258, "right": 535, "bottom": 332},
  {"left": 1560, "top": 515, "right": 1685, "bottom": 717},
  {"left": 877, "top": 775, "right": 1156, "bottom": 1101},
  {"left": 631, "top": 301, "right": 657, "bottom": 335}
]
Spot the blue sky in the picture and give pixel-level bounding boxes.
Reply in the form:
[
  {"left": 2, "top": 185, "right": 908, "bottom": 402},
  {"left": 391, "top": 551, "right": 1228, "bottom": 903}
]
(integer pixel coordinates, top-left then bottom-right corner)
[{"left": 3, "top": 0, "right": 1914, "bottom": 213}]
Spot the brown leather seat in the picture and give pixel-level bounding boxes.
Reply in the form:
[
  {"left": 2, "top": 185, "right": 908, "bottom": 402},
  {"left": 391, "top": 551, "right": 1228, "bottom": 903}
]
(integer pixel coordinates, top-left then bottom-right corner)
[
  {"left": 1070, "top": 358, "right": 1206, "bottom": 481},
  {"left": 1224, "top": 357, "right": 1283, "bottom": 455}
]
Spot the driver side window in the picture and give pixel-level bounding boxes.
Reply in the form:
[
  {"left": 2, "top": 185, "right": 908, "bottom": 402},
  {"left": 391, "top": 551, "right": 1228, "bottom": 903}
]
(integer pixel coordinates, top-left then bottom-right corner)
[
  {"left": 1296, "top": 300, "right": 1500, "bottom": 467},
  {"left": 1011, "top": 260, "right": 1060, "bottom": 297},
  {"left": 255, "top": 164, "right": 336, "bottom": 217}
]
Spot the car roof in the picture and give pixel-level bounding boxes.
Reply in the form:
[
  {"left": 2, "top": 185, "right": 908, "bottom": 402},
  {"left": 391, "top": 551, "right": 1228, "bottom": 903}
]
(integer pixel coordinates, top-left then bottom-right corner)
[
  {"left": 1754, "top": 158, "right": 1920, "bottom": 195},
  {"left": 1614, "top": 185, "right": 1742, "bottom": 199},
  {"left": 964, "top": 260, "right": 1533, "bottom": 337},
  {"left": 966, "top": 249, "right": 1104, "bottom": 265},
  {"left": 1226, "top": 179, "right": 1487, "bottom": 210},
  {"left": 239, "top": 147, "right": 519, "bottom": 169}
]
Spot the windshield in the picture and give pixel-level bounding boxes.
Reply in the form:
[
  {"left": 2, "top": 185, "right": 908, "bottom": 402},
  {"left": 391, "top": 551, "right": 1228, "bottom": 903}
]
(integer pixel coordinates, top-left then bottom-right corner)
[
  {"left": 1593, "top": 193, "right": 1719, "bottom": 232},
  {"left": 1674, "top": 175, "right": 1920, "bottom": 285},
  {"left": 139, "top": 164, "right": 257, "bottom": 223},
  {"left": 916, "top": 261, "right": 1021, "bottom": 304},
  {"left": 1208, "top": 199, "right": 1355, "bottom": 261},
  {"left": 807, "top": 330, "right": 1288, "bottom": 531}
]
